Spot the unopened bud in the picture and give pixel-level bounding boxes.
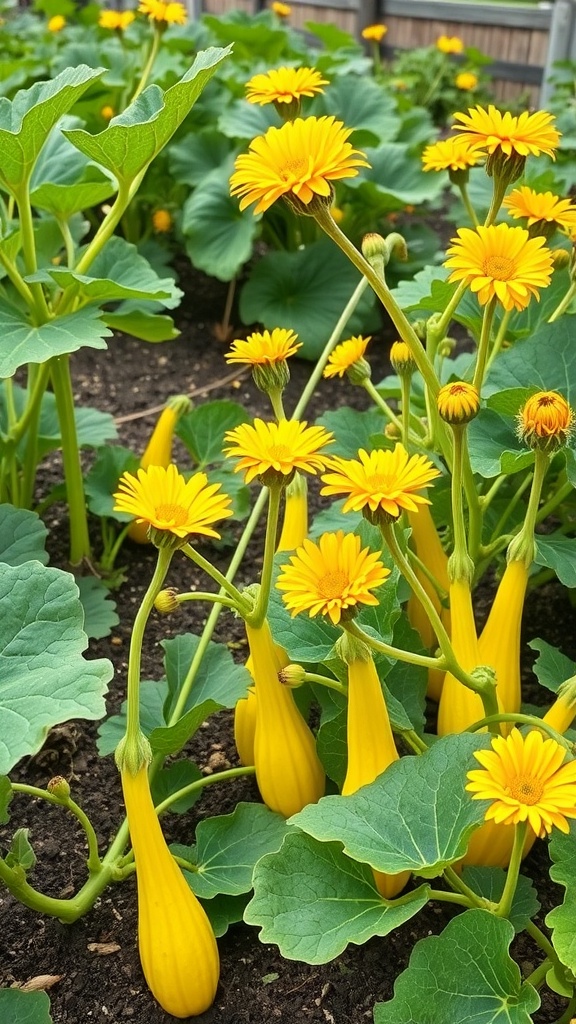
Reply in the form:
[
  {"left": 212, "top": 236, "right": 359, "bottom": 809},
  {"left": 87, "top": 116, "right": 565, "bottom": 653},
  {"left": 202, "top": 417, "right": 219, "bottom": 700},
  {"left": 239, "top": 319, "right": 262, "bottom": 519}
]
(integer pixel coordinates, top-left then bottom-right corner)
[
  {"left": 154, "top": 588, "right": 180, "bottom": 615},
  {"left": 437, "top": 381, "right": 480, "bottom": 425},
  {"left": 518, "top": 390, "right": 574, "bottom": 451},
  {"left": 390, "top": 340, "right": 416, "bottom": 377},
  {"left": 551, "top": 248, "right": 570, "bottom": 269},
  {"left": 384, "top": 422, "right": 401, "bottom": 439},
  {"left": 279, "top": 663, "right": 306, "bottom": 687},
  {"left": 362, "top": 232, "right": 387, "bottom": 279},
  {"left": 47, "top": 776, "right": 70, "bottom": 800}
]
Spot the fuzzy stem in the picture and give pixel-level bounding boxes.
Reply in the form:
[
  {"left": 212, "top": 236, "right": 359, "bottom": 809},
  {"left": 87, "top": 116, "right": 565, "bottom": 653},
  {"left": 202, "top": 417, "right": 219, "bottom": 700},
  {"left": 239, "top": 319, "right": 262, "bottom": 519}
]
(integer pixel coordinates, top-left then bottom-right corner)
[{"left": 548, "top": 280, "right": 576, "bottom": 324}]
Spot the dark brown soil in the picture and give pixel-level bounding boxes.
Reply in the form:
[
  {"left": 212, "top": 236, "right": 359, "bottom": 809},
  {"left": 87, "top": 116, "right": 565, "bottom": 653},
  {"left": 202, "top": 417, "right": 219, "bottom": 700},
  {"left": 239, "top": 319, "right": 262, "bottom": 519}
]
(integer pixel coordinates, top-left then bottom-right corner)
[{"left": 1, "top": 266, "right": 574, "bottom": 1024}]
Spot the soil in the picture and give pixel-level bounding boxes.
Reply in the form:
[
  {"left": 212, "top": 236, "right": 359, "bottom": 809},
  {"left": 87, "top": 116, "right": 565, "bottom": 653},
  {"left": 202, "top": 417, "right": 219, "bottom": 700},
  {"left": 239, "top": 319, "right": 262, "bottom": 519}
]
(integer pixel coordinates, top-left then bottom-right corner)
[{"left": 1, "top": 264, "right": 575, "bottom": 1024}]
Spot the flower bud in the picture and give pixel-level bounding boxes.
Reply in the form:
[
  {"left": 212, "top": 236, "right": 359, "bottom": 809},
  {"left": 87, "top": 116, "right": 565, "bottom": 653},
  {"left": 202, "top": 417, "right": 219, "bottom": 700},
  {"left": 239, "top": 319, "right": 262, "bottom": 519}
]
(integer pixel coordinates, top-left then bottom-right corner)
[
  {"left": 362, "top": 232, "right": 387, "bottom": 279},
  {"left": 252, "top": 359, "right": 291, "bottom": 394},
  {"left": 551, "top": 248, "right": 571, "bottom": 269},
  {"left": 384, "top": 422, "right": 401, "bottom": 440},
  {"left": 154, "top": 588, "right": 180, "bottom": 615},
  {"left": 518, "top": 390, "right": 574, "bottom": 451},
  {"left": 47, "top": 776, "right": 70, "bottom": 800},
  {"left": 152, "top": 209, "right": 172, "bottom": 233},
  {"left": 390, "top": 340, "right": 416, "bottom": 377},
  {"left": 437, "top": 381, "right": 480, "bottom": 424},
  {"left": 279, "top": 663, "right": 306, "bottom": 687}
]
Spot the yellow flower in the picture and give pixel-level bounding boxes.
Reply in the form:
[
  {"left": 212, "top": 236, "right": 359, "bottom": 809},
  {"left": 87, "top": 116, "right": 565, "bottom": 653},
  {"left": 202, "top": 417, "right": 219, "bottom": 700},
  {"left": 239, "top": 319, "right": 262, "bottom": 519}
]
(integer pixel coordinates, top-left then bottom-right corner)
[
  {"left": 389, "top": 339, "right": 416, "bottom": 377},
  {"left": 245, "top": 67, "right": 328, "bottom": 106},
  {"left": 466, "top": 727, "right": 576, "bottom": 837},
  {"left": 271, "top": 1, "right": 291, "bottom": 15},
  {"left": 229, "top": 116, "right": 369, "bottom": 215},
  {"left": 422, "top": 137, "right": 483, "bottom": 174},
  {"left": 152, "top": 209, "right": 172, "bottom": 233},
  {"left": 225, "top": 328, "right": 301, "bottom": 365},
  {"left": 455, "top": 71, "right": 478, "bottom": 91},
  {"left": 444, "top": 223, "right": 554, "bottom": 312},
  {"left": 519, "top": 390, "right": 574, "bottom": 447},
  {"left": 406, "top": 505, "right": 450, "bottom": 702},
  {"left": 323, "top": 336, "right": 371, "bottom": 378},
  {"left": 320, "top": 443, "right": 441, "bottom": 520},
  {"left": 138, "top": 0, "right": 187, "bottom": 25},
  {"left": 127, "top": 396, "right": 191, "bottom": 544},
  {"left": 503, "top": 186, "right": 576, "bottom": 234},
  {"left": 47, "top": 14, "right": 66, "bottom": 31},
  {"left": 277, "top": 530, "right": 390, "bottom": 624},
  {"left": 99, "top": 9, "right": 135, "bottom": 29},
  {"left": 362, "top": 24, "right": 387, "bottom": 42},
  {"left": 436, "top": 35, "right": 464, "bottom": 53},
  {"left": 114, "top": 464, "right": 233, "bottom": 541},
  {"left": 223, "top": 418, "right": 333, "bottom": 485},
  {"left": 437, "top": 381, "right": 480, "bottom": 424},
  {"left": 122, "top": 767, "right": 219, "bottom": 1015},
  {"left": 452, "top": 105, "right": 560, "bottom": 160},
  {"left": 101, "top": 105, "right": 115, "bottom": 121}
]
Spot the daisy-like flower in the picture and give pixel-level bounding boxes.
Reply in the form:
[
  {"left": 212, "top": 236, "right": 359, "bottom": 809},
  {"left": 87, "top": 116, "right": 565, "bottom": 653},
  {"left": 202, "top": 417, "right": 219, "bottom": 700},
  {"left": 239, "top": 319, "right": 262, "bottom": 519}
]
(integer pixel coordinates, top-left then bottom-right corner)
[
  {"left": 48, "top": 14, "right": 66, "bottom": 31},
  {"left": 225, "top": 329, "right": 301, "bottom": 366},
  {"left": 362, "top": 24, "right": 387, "bottom": 42},
  {"left": 271, "top": 1, "right": 291, "bottom": 15},
  {"left": 138, "top": 0, "right": 187, "bottom": 25},
  {"left": 518, "top": 390, "right": 574, "bottom": 450},
  {"left": 436, "top": 35, "right": 464, "bottom": 53},
  {"left": 113, "top": 464, "right": 232, "bottom": 542},
  {"left": 422, "top": 136, "right": 483, "bottom": 174},
  {"left": 466, "top": 728, "right": 576, "bottom": 837},
  {"left": 229, "top": 116, "right": 369, "bottom": 215},
  {"left": 444, "top": 223, "right": 554, "bottom": 312},
  {"left": 324, "top": 336, "right": 371, "bottom": 379},
  {"left": 437, "top": 381, "right": 480, "bottom": 424},
  {"left": 452, "top": 105, "right": 560, "bottom": 163},
  {"left": 277, "top": 530, "right": 390, "bottom": 624},
  {"left": 99, "top": 9, "right": 135, "bottom": 29},
  {"left": 503, "top": 186, "right": 576, "bottom": 236},
  {"left": 223, "top": 418, "right": 333, "bottom": 485},
  {"left": 245, "top": 67, "right": 328, "bottom": 107},
  {"left": 455, "top": 71, "right": 478, "bottom": 91},
  {"left": 321, "top": 443, "right": 441, "bottom": 521}
]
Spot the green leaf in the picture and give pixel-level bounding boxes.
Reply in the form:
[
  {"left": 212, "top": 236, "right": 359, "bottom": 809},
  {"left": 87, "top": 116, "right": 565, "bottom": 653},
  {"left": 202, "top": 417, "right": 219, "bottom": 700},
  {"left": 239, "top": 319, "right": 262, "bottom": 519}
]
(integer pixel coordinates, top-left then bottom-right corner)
[
  {"left": 484, "top": 318, "right": 576, "bottom": 404},
  {"left": 169, "top": 129, "right": 234, "bottom": 186},
  {"left": 528, "top": 638, "right": 576, "bottom": 693},
  {"left": 149, "top": 700, "right": 221, "bottom": 757},
  {"left": 201, "top": 892, "right": 249, "bottom": 937},
  {"left": 163, "top": 633, "right": 250, "bottom": 717},
  {"left": 467, "top": 409, "right": 533, "bottom": 479},
  {"left": 349, "top": 142, "right": 445, "bottom": 205},
  {"left": 239, "top": 239, "right": 378, "bottom": 360},
  {"left": 64, "top": 48, "right": 232, "bottom": 186},
  {"left": 218, "top": 97, "right": 280, "bottom": 140},
  {"left": 102, "top": 309, "right": 179, "bottom": 343},
  {"left": 182, "top": 166, "right": 259, "bottom": 281},
  {"left": 535, "top": 533, "right": 576, "bottom": 588},
  {"left": 245, "top": 831, "right": 430, "bottom": 963},
  {"left": 373, "top": 909, "right": 539, "bottom": 1023},
  {"left": 174, "top": 802, "right": 290, "bottom": 899},
  {"left": 0, "top": 505, "right": 48, "bottom": 566},
  {"left": 0, "top": 562, "right": 112, "bottom": 773},
  {"left": 317, "top": 77, "right": 401, "bottom": 146},
  {"left": 0, "top": 988, "right": 54, "bottom": 1023},
  {"left": 391, "top": 266, "right": 455, "bottom": 315},
  {"left": 6, "top": 827, "right": 36, "bottom": 871},
  {"left": 0, "top": 65, "right": 104, "bottom": 193},
  {"left": 315, "top": 687, "right": 348, "bottom": 787},
  {"left": 84, "top": 445, "right": 139, "bottom": 521},
  {"left": 75, "top": 577, "right": 119, "bottom": 640},
  {"left": 97, "top": 680, "right": 166, "bottom": 756},
  {"left": 176, "top": 400, "right": 249, "bottom": 466},
  {"left": 291, "top": 734, "right": 491, "bottom": 878},
  {"left": 316, "top": 406, "right": 385, "bottom": 458},
  {"left": 0, "top": 300, "right": 111, "bottom": 377},
  {"left": 150, "top": 760, "right": 203, "bottom": 814},
  {"left": 460, "top": 867, "right": 540, "bottom": 933},
  {"left": 0, "top": 776, "right": 13, "bottom": 824},
  {"left": 45, "top": 236, "right": 182, "bottom": 307},
  {"left": 547, "top": 822, "right": 576, "bottom": 973}
]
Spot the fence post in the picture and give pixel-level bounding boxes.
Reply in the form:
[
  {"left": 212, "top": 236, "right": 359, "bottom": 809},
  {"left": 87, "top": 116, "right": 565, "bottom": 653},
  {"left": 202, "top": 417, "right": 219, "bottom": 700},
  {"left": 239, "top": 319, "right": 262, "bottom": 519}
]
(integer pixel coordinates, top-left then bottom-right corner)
[
  {"left": 541, "top": 0, "right": 576, "bottom": 105},
  {"left": 358, "top": 0, "right": 379, "bottom": 33}
]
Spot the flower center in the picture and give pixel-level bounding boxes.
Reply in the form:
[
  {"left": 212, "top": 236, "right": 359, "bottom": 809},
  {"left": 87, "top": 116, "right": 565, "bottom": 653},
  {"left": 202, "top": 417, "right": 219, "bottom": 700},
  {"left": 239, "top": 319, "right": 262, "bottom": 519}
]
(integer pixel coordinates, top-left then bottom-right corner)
[
  {"left": 537, "top": 395, "right": 556, "bottom": 407},
  {"left": 318, "top": 569, "right": 349, "bottom": 599},
  {"left": 483, "top": 254, "right": 515, "bottom": 280},
  {"left": 280, "top": 158, "right": 308, "bottom": 181},
  {"left": 508, "top": 774, "right": 544, "bottom": 805},
  {"left": 366, "top": 472, "right": 394, "bottom": 492},
  {"left": 268, "top": 443, "right": 293, "bottom": 462},
  {"left": 155, "top": 503, "right": 189, "bottom": 526}
]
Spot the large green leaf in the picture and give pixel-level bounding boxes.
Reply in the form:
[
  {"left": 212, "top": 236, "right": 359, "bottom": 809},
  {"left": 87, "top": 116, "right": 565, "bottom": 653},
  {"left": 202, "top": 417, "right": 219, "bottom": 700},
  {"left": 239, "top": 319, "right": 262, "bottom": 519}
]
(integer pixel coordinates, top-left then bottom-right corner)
[
  {"left": 29, "top": 116, "right": 117, "bottom": 215},
  {"left": 316, "top": 76, "right": 401, "bottom": 146},
  {"left": 245, "top": 831, "right": 430, "bottom": 963},
  {"left": 547, "top": 823, "right": 576, "bottom": 972},
  {"left": 218, "top": 97, "right": 280, "bottom": 140},
  {"left": 348, "top": 142, "right": 445, "bottom": 205},
  {"left": 174, "top": 802, "right": 290, "bottom": 898},
  {"left": 102, "top": 308, "right": 179, "bottom": 342},
  {"left": 467, "top": 409, "right": 533, "bottom": 479},
  {"left": 291, "top": 734, "right": 491, "bottom": 878},
  {"left": 374, "top": 910, "right": 539, "bottom": 1023},
  {"left": 528, "top": 638, "right": 576, "bottom": 693},
  {"left": 535, "top": 533, "right": 576, "bottom": 588},
  {"left": 0, "top": 505, "right": 48, "bottom": 566},
  {"left": 0, "top": 562, "right": 112, "bottom": 773},
  {"left": 64, "top": 48, "right": 231, "bottom": 186},
  {"left": 169, "top": 129, "right": 234, "bottom": 186},
  {"left": 75, "top": 577, "right": 119, "bottom": 640},
  {"left": 0, "top": 988, "right": 54, "bottom": 1024},
  {"left": 84, "top": 445, "right": 139, "bottom": 521},
  {"left": 0, "top": 300, "right": 111, "bottom": 377},
  {"left": 31, "top": 168, "right": 117, "bottom": 218},
  {"left": 460, "top": 867, "right": 540, "bottom": 933},
  {"left": 484, "top": 318, "right": 576, "bottom": 403},
  {"left": 239, "top": 238, "right": 378, "bottom": 360},
  {"left": 176, "top": 400, "right": 249, "bottom": 466},
  {"left": 391, "top": 265, "right": 455, "bottom": 314},
  {"left": 182, "top": 166, "right": 259, "bottom": 281},
  {"left": 316, "top": 406, "right": 386, "bottom": 458},
  {"left": 0, "top": 65, "right": 104, "bottom": 192}
]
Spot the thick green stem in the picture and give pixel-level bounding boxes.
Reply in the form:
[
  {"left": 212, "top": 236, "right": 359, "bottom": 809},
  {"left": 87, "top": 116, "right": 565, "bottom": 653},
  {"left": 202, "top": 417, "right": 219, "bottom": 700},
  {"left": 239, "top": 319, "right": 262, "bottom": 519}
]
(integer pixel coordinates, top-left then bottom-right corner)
[
  {"left": 154, "top": 765, "right": 256, "bottom": 816},
  {"left": 472, "top": 296, "right": 497, "bottom": 392},
  {"left": 131, "top": 27, "right": 162, "bottom": 103},
  {"left": 548, "top": 280, "right": 576, "bottom": 324},
  {"left": 443, "top": 865, "right": 491, "bottom": 909},
  {"left": 466, "top": 712, "right": 572, "bottom": 748},
  {"left": 268, "top": 388, "right": 286, "bottom": 422},
  {"left": 303, "top": 671, "right": 348, "bottom": 697},
  {"left": 508, "top": 449, "right": 549, "bottom": 566},
  {"left": 248, "top": 483, "right": 282, "bottom": 628},
  {"left": 50, "top": 354, "right": 92, "bottom": 564},
  {"left": 524, "top": 959, "right": 552, "bottom": 990},
  {"left": 14, "top": 185, "right": 50, "bottom": 322},
  {"left": 495, "top": 821, "right": 527, "bottom": 918},
  {"left": 485, "top": 308, "right": 512, "bottom": 374},
  {"left": 525, "top": 919, "right": 558, "bottom": 963},
  {"left": 11, "top": 783, "right": 101, "bottom": 873}
]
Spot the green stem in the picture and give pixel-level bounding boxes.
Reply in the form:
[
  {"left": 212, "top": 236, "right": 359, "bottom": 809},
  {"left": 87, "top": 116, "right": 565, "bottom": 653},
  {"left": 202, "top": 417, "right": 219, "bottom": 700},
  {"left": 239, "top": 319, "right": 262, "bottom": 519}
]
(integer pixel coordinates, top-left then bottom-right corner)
[
  {"left": 472, "top": 296, "right": 497, "bottom": 392},
  {"left": 479, "top": 473, "right": 507, "bottom": 511},
  {"left": 400, "top": 373, "right": 412, "bottom": 449},
  {"left": 268, "top": 388, "right": 286, "bottom": 422},
  {"left": 181, "top": 543, "right": 251, "bottom": 615},
  {"left": 484, "top": 173, "right": 512, "bottom": 227},
  {"left": 458, "top": 181, "right": 479, "bottom": 226},
  {"left": 485, "top": 308, "right": 511, "bottom": 374},
  {"left": 0, "top": 249, "right": 36, "bottom": 306},
  {"left": 443, "top": 865, "right": 489, "bottom": 909},
  {"left": 525, "top": 918, "right": 557, "bottom": 963},
  {"left": 131, "top": 27, "right": 162, "bottom": 103},
  {"left": 508, "top": 449, "right": 549, "bottom": 565},
  {"left": 58, "top": 216, "right": 76, "bottom": 269},
  {"left": 154, "top": 765, "right": 256, "bottom": 816},
  {"left": 49, "top": 355, "right": 92, "bottom": 563},
  {"left": 426, "top": 889, "right": 473, "bottom": 908},
  {"left": 462, "top": 438, "right": 482, "bottom": 562},
  {"left": 524, "top": 959, "right": 552, "bottom": 990},
  {"left": 177, "top": 591, "right": 240, "bottom": 611},
  {"left": 548, "top": 280, "right": 576, "bottom": 323},
  {"left": 361, "top": 378, "right": 407, "bottom": 436},
  {"left": 428, "top": 279, "right": 468, "bottom": 345},
  {"left": 487, "top": 470, "right": 533, "bottom": 545},
  {"left": 10, "top": 783, "right": 101, "bottom": 874},
  {"left": 494, "top": 821, "right": 527, "bottom": 917},
  {"left": 248, "top": 483, "right": 282, "bottom": 628},
  {"left": 450, "top": 424, "right": 471, "bottom": 566},
  {"left": 535, "top": 478, "right": 573, "bottom": 525},
  {"left": 466, "top": 712, "right": 572, "bottom": 748},
  {"left": 403, "top": 730, "right": 429, "bottom": 754},
  {"left": 8, "top": 362, "right": 50, "bottom": 448},
  {"left": 304, "top": 671, "right": 348, "bottom": 696},
  {"left": 551, "top": 994, "right": 576, "bottom": 1024},
  {"left": 13, "top": 185, "right": 50, "bottom": 322},
  {"left": 344, "top": 618, "right": 446, "bottom": 672}
]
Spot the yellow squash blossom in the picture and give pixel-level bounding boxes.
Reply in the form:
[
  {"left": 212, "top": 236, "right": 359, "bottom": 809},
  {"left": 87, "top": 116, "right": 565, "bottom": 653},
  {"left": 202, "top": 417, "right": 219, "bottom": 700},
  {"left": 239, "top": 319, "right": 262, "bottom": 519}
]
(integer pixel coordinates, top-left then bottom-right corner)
[
  {"left": 437, "top": 34, "right": 464, "bottom": 53},
  {"left": 477, "top": 560, "right": 528, "bottom": 730},
  {"left": 122, "top": 767, "right": 219, "bottom": 1016},
  {"left": 437, "top": 579, "right": 484, "bottom": 735},
  {"left": 246, "top": 620, "right": 325, "bottom": 817},
  {"left": 343, "top": 653, "right": 410, "bottom": 898}
]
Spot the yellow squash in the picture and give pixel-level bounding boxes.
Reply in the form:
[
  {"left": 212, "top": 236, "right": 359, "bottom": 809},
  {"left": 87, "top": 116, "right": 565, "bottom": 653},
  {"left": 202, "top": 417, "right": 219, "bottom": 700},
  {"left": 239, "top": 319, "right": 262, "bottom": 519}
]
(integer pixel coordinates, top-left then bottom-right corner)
[
  {"left": 343, "top": 655, "right": 410, "bottom": 898},
  {"left": 543, "top": 676, "right": 576, "bottom": 734},
  {"left": 437, "top": 579, "right": 484, "bottom": 735},
  {"left": 477, "top": 560, "right": 528, "bottom": 732},
  {"left": 246, "top": 619, "right": 325, "bottom": 817},
  {"left": 406, "top": 506, "right": 451, "bottom": 702},
  {"left": 122, "top": 767, "right": 219, "bottom": 1017},
  {"left": 461, "top": 817, "right": 536, "bottom": 868},
  {"left": 276, "top": 472, "right": 308, "bottom": 553},
  {"left": 234, "top": 681, "right": 257, "bottom": 766}
]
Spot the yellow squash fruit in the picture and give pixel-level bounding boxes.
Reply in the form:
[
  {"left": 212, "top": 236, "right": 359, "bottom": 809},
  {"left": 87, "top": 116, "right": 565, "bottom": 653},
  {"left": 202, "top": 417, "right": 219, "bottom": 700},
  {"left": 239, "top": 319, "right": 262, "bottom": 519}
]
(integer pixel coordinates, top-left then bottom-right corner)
[
  {"left": 234, "top": 677, "right": 257, "bottom": 766},
  {"left": 477, "top": 560, "right": 528, "bottom": 732},
  {"left": 121, "top": 767, "right": 219, "bottom": 1017},
  {"left": 542, "top": 676, "right": 576, "bottom": 734},
  {"left": 246, "top": 619, "right": 325, "bottom": 817},
  {"left": 343, "top": 655, "right": 410, "bottom": 898},
  {"left": 128, "top": 397, "right": 190, "bottom": 543},
  {"left": 406, "top": 506, "right": 451, "bottom": 702},
  {"left": 276, "top": 471, "right": 308, "bottom": 553},
  {"left": 437, "top": 579, "right": 484, "bottom": 735}
]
